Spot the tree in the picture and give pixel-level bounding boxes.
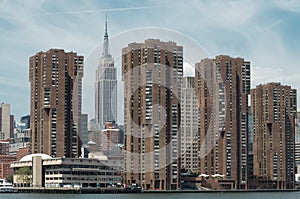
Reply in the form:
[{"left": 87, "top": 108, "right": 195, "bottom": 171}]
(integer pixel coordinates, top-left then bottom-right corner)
[
  {"left": 16, "top": 166, "right": 32, "bottom": 186},
  {"left": 6, "top": 174, "right": 13, "bottom": 183}
]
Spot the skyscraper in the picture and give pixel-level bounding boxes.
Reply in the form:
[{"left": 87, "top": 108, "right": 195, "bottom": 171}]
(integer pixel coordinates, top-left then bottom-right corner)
[
  {"left": 0, "top": 103, "right": 14, "bottom": 139},
  {"left": 81, "top": 114, "right": 88, "bottom": 146},
  {"left": 95, "top": 18, "right": 117, "bottom": 129},
  {"left": 122, "top": 39, "right": 183, "bottom": 190},
  {"left": 251, "top": 83, "right": 297, "bottom": 189},
  {"left": 195, "top": 55, "right": 250, "bottom": 189},
  {"left": 180, "top": 76, "right": 199, "bottom": 172},
  {"left": 20, "top": 115, "right": 30, "bottom": 130},
  {"left": 29, "top": 49, "right": 84, "bottom": 158}
]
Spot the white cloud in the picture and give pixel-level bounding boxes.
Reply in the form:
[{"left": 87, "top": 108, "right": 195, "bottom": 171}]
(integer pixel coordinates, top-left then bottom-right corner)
[{"left": 274, "top": 0, "right": 300, "bottom": 13}]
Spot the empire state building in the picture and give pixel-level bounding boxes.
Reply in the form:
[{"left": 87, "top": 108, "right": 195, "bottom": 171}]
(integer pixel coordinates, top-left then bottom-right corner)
[{"left": 95, "top": 18, "right": 117, "bottom": 129}]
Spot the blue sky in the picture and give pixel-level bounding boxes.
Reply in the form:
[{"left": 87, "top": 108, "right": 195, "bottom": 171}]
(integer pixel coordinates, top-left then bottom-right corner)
[{"left": 1, "top": 0, "right": 300, "bottom": 122}]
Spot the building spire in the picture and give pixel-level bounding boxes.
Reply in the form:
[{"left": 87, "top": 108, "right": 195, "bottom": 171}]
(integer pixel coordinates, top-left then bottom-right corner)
[
  {"left": 104, "top": 14, "right": 108, "bottom": 38},
  {"left": 102, "top": 14, "right": 111, "bottom": 58}
]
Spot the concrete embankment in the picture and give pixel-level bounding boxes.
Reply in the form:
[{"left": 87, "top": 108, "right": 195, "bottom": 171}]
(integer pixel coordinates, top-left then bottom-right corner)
[
  {"left": 14, "top": 187, "right": 300, "bottom": 194},
  {"left": 15, "top": 187, "right": 141, "bottom": 194}
]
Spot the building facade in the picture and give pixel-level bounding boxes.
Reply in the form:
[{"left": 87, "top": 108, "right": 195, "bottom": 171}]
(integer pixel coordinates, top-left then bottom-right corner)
[
  {"left": 81, "top": 114, "right": 88, "bottom": 146},
  {"left": 195, "top": 55, "right": 250, "bottom": 189},
  {"left": 9, "top": 127, "right": 30, "bottom": 157},
  {"left": 0, "top": 139, "right": 9, "bottom": 155},
  {"left": 20, "top": 115, "right": 30, "bottom": 130},
  {"left": 0, "top": 155, "right": 16, "bottom": 179},
  {"left": 295, "top": 112, "right": 300, "bottom": 178},
  {"left": 11, "top": 154, "right": 121, "bottom": 188},
  {"left": 0, "top": 103, "right": 14, "bottom": 139},
  {"left": 0, "top": 140, "right": 16, "bottom": 179},
  {"left": 101, "top": 122, "right": 120, "bottom": 152},
  {"left": 248, "top": 110, "right": 254, "bottom": 182},
  {"left": 251, "top": 83, "right": 297, "bottom": 189},
  {"left": 180, "top": 76, "right": 199, "bottom": 173},
  {"left": 95, "top": 19, "right": 117, "bottom": 129},
  {"left": 29, "top": 49, "right": 84, "bottom": 158},
  {"left": 122, "top": 39, "right": 183, "bottom": 190}
]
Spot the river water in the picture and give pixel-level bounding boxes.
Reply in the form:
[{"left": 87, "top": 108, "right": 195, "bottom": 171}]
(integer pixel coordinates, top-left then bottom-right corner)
[{"left": 1, "top": 192, "right": 300, "bottom": 199}]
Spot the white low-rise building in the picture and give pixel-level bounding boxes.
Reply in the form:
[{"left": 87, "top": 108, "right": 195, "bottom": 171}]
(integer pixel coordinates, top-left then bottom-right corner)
[{"left": 11, "top": 153, "right": 121, "bottom": 188}]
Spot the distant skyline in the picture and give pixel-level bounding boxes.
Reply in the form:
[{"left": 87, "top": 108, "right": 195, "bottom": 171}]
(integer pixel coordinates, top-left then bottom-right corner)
[{"left": 1, "top": 0, "right": 299, "bottom": 121}]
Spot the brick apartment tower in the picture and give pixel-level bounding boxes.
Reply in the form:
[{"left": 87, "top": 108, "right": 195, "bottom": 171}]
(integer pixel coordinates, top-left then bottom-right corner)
[
  {"left": 29, "top": 49, "right": 84, "bottom": 158},
  {"left": 122, "top": 39, "right": 183, "bottom": 190},
  {"left": 251, "top": 83, "right": 297, "bottom": 189},
  {"left": 195, "top": 55, "right": 250, "bottom": 189}
]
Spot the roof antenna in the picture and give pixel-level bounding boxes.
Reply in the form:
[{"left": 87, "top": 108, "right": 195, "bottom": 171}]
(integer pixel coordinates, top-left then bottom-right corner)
[{"left": 105, "top": 14, "right": 108, "bottom": 37}]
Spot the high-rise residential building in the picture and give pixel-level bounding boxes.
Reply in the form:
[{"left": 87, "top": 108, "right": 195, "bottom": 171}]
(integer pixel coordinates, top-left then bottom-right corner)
[
  {"left": 29, "top": 49, "right": 84, "bottom": 158},
  {"left": 95, "top": 18, "right": 117, "bottom": 129},
  {"left": 251, "top": 83, "right": 297, "bottom": 189},
  {"left": 294, "top": 111, "right": 300, "bottom": 187},
  {"left": 195, "top": 55, "right": 250, "bottom": 189},
  {"left": 248, "top": 109, "right": 254, "bottom": 181},
  {"left": 295, "top": 112, "right": 300, "bottom": 179},
  {"left": 122, "top": 39, "right": 183, "bottom": 190},
  {"left": 0, "top": 103, "right": 14, "bottom": 139},
  {"left": 180, "top": 76, "right": 199, "bottom": 172}
]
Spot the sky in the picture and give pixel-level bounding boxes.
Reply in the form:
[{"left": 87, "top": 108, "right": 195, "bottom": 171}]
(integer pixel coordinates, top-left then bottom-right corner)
[{"left": 0, "top": 0, "right": 300, "bottom": 123}]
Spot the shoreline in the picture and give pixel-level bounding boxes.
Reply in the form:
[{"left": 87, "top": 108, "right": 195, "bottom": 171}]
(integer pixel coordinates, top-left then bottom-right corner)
[{"left": 8, "top": 187, "right": 300, "bottom": 194}]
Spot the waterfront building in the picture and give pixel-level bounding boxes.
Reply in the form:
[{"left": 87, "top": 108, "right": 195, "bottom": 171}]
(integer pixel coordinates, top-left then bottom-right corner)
[
  {"left": 251, "top": 83, "right": 297, "bottom": 189},
  {"left": 0, "top": 155, "right": 16, "bottom": 179},
  {"left": 95, "top": 18, "right": 117, "bottom": 129},
  {"left": 29, "top": 49, "right": 84, "bottom": 158},
  {"left": 0, "top": 138, "right": 25, "bottom": 179},
  {"left": 180, "top": 76, "right": 199, "bottom": 172},
  {"left": 122, "top": 39, "right": 183, "bottom": 190},
  {"left": 195, "top": 55, "right": 250, "bottom": 189},
  {"left": 11, "top": 154, "right": 121, "bottom": 188},
  {"left": 0, "top": 139, "right": 16, "bottom": 179}
]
